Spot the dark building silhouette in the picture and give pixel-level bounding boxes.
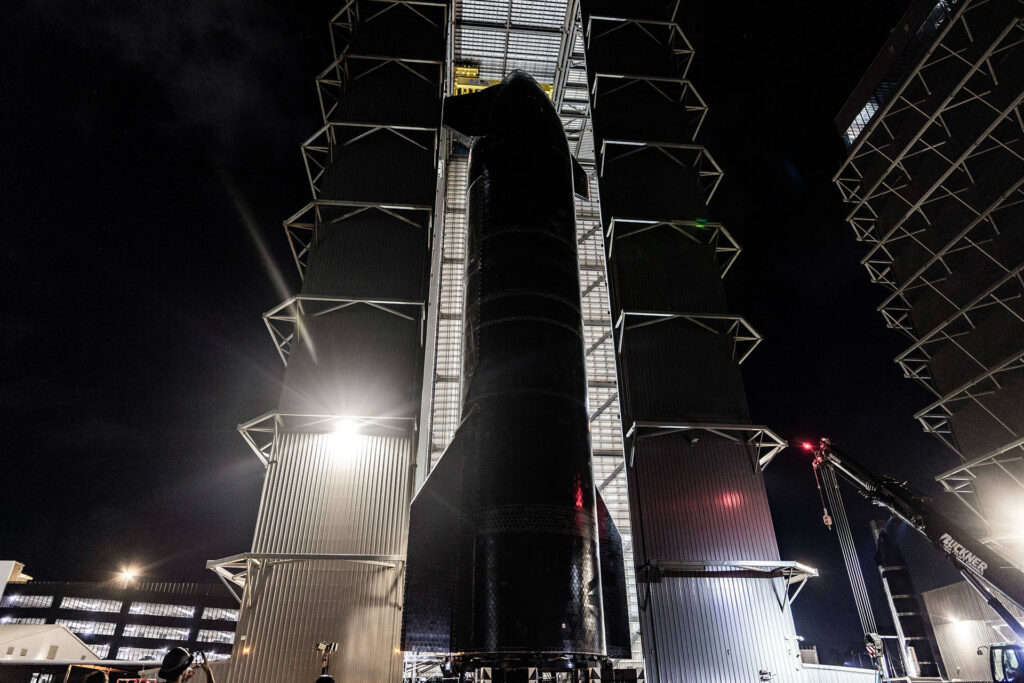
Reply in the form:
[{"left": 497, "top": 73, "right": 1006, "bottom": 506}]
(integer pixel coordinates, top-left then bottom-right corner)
[{"left": 834, "top": 0, "right": 1024, "bottom": 559}]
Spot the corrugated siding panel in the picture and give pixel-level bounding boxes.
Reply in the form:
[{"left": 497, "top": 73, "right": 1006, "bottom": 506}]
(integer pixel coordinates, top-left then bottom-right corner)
[
  {"left": 618, "top": 320, "right": 751, "bottom": 425},
  {"left": 233, "top": 432, "right": 413, "bottom": 683},
  {"left": 923, "top": 581, "right": 1024, "bottom": 682},
  {"left": 644, "top": 577, "right": 804, "bottom": 683},
  {"left": 631, "top": 434, "right": 780, "bottom": 563}
]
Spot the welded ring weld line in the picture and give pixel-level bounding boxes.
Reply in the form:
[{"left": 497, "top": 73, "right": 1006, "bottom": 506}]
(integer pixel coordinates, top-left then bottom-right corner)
[{"left": 475, "top": 316, "right": 583, "bottom": 338}]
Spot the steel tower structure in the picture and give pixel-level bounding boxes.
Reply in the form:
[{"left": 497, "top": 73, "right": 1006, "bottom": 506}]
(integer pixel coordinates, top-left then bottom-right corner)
[
  {"left": 207, "top": 2, "right": 881, "bottom": 680},
  {"left": 575, "top": 2, "right": 832, "bottom": 681},
  {"left": 208, "top": 2, "right": 448, "bottom": 680},
  {"left": 834, "top": 0, "right": 1024, "bottom": 559}
]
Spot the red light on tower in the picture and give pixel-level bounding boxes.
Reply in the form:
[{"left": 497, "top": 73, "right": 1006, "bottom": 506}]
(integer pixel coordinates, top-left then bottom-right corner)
[{"left": 800, "top": 441, "right": 815, "bottom": 452}]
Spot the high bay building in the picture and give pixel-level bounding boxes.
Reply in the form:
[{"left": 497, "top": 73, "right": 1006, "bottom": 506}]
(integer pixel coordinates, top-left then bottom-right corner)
[
  {"left": 834, "top": 0, "right": 1024, "bottom": 677},
  {"left": 834, "top": 0, "right": 1024, "bottom": 561},
  {"left": 208, "top": 1, "right": 874, "bottom": 681}
]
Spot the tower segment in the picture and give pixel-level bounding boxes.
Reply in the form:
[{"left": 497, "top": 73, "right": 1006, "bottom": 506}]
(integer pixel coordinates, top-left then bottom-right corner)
[
  {"left": 208, "top": 3, "right": 449, "bottom": 681},
  {"left": 579, "top": 1, "right": 818, "bottom": 680}
]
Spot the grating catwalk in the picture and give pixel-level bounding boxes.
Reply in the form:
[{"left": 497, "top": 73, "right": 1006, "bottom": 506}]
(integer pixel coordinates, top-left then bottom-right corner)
[
  {"left": 834, "top": 0, "right": 1024, "bottom": 561},
  {"left": 209, "top": 3, "right": 448, "bottom": 681}
]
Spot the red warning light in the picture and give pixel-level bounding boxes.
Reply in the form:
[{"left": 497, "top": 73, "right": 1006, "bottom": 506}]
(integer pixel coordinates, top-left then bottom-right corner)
[{"left": 800, "top": 441, "right": 815, "bottom": 451}]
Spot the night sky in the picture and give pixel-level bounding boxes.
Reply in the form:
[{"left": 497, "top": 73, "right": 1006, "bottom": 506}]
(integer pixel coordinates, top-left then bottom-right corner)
[{"left": 2, "top": 0, "right": 970, "bottom": 665}]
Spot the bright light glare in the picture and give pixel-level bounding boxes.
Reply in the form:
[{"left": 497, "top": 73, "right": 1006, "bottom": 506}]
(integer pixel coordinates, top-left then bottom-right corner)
[
  {"left": 800, "top": 441, "right": 815, "bottom": 451},
  {"left": 328, "top": 420, "right": 362, "bottom": 457}
]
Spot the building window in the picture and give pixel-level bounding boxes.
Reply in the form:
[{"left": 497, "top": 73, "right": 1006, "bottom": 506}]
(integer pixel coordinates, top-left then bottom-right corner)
[
  {"left": 30, "top": 674, "right": 55, "bottom": 683},
  {"left": 116, "top": 647, "right": 168, "bottom": 662},
  {"left": 60, "top": 597, "right": 122, "bottom": 613},
  {"left": 89, "top": 643, "right": 111, "bottom": 659},
  {"left": 3, "top": 617, "right": 46, "bottom": 625},
  {"left": 3, "top": 595, "right": 54, "bottom": 609},
  {"left": 128, "top": 602, "right": 195, "bottom": 618},
  {"left": 196, "top": 629, "right": 233, "bottom": 644},
  {"left": 201, "top": 607, "right": 238, "bottom": 622},
  {"left": 205, "top": 653, "right": 230, "bottom": 661},
  {"left": 55, "top": 619, "right": 117, "bottom": 636},
  {"left": 122, "top": 624, "right": 191, "bottom": 640}
]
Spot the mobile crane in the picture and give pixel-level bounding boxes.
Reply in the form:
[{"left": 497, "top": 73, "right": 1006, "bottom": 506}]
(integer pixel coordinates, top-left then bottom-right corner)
[{"left": 807, "top": 437, "right": 1024, "bottom": 683}]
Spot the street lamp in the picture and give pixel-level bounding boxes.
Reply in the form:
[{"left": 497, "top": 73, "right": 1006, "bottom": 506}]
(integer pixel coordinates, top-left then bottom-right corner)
[{"left": 119, "top": 567, "right": 138, "bottom": 589}]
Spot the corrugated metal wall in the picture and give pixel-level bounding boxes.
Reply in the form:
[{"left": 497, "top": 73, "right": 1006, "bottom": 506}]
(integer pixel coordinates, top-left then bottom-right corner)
[
  {"left": 923, "top": 580, "right": 1024, "bottom": 682},
  {"left": 224, "top": 2, "right": 447, "bottom": 681},
  {"left": 232, "top": 433, "right": 413, "bottom": 682},
  {"left": 578, "top": 2, "right": 874, "bottom": 681}
]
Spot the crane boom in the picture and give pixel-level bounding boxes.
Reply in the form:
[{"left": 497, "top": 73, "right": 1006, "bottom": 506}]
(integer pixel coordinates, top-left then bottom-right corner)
[{"left": 808, "top": 437, "right": 1024, "bottom": 641}]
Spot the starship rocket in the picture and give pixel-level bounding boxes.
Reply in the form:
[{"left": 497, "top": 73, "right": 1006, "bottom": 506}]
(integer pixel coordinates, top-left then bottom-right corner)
[{"left": 401, "top": 71, "right": 629, "bottom": 668}]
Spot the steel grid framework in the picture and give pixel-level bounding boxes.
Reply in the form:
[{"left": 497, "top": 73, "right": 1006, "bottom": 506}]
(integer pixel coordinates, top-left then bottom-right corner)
[
  {"left": 833, "top": 0, "right": 1024, "bottom": 530},
  {"left": 237, "top": 411, "right": 417, "bottom": 467},
  {"left": 624, "top": 422, "right": 788, "bottom": 472}
]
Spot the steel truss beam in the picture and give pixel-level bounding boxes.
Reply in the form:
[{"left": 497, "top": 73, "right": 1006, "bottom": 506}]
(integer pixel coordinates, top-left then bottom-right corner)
[
  {"left": 589, "top": 73, "right": 708, "bottom": 139},
  {"left": 635, "top": 559, "right": 816, "bottom": 610},
  {"left": 876, "top": 178, "right": 1024, "bottom": 337},
  {"left": 263, "top": 294, "right": 426, "bottom": 365},
  {"left": 283, "top": 200, "right": 433, "bottom": 280},
  {"left": 624, "top": 421, "right": 787, "bottom": 471},
  {"left": 915, "top": 345, "right": 1024, "bottom": 445},
  {"left": 206, "top": 552, "right": 405, "bottom": 607},
  {"left": 858, "top": 96, "right": 1024, "bottom": 285},
  {"left": 598, "top": 139, "right": 723, "bottom": 201},
  {"left": 237, "top": 411, "right": 416, "bottom": 467},
  {"left": 301, "top": 122, "right": 439, "bottom": 200},
  {"left": 606, "top": 216, "right": 740, "bottom": 275},
  {"left": 835, "top": 1, "right": 1014, "bottom": 198},
  {"left": 614, "top": 311, "right": 762, "bottom": 364},
  {"left": 836, "top": 9, "right": 1024, "bottom": 249},
  {"left": 583, "top": 15, "right": 694, "bottom": 79},
  {"left": 894, "top": 261, "right": 1024, "bottom": 391}
]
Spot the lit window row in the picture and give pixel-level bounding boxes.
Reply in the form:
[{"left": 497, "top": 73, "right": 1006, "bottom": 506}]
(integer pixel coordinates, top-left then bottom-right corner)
[
  {"left": 89, "top": 643, "right": 111, "bottom": 658},
  {"left": 201, "top": 607, "right": 238, "bottom": 622},
  {"left": 129, "top": 602, "right": 195, "bottom": 618},
  {"left": 56, "top": 619, "right": 117, "bottom": 636},
  {"left": 122, "top": 624, "right": 191, "bottom": 640},
  {"left": 197, "top": 629, "right": 234, "bottom": 644},
  {"left": 117, "top": 646, "right": 169, "bottom": 662},
  {"left": 2, "top": 616, "right": 45, "bottom": 624},
  {"left": 61, "top": 597, "right": 122, "bottom": 613},
  {"left": 3, "top": 595, "right": 53, "bottom": 608}
]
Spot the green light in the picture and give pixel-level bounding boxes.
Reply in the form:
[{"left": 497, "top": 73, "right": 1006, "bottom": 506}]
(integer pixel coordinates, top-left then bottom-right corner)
[{"left": 695, "top": 218, "right": 709, "bottom": 229}]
